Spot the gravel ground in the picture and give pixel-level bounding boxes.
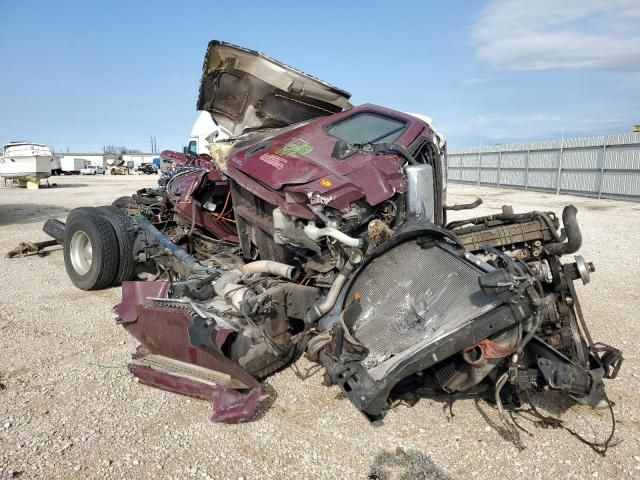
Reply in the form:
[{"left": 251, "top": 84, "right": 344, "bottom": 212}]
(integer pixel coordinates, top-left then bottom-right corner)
[{"left": 0, "top": 176, "right": 639, "bottom": 479}]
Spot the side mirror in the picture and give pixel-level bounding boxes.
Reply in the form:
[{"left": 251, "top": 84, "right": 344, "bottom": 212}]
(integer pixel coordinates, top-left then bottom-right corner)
[{"left": 331, "top": 140, "right": 361, "bottom": 160}]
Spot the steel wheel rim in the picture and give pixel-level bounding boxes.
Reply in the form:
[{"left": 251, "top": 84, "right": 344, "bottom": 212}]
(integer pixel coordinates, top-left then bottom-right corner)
[{"left": 70, "top": 230, "right": 93, "bottom": 275}]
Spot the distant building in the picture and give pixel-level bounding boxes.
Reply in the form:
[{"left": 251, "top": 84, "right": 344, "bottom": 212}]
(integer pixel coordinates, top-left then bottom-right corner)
[
  {"left": 121, "top": 152, "right": 159, "bottom": 169},
  {"left": 61, "top": 152, "right": 118, "bottom": 167}
]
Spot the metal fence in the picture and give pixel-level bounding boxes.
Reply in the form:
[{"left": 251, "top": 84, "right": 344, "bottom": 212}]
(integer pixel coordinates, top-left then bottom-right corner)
[{"left": 447, "top": 133, "right": 640, "bottom": 201}]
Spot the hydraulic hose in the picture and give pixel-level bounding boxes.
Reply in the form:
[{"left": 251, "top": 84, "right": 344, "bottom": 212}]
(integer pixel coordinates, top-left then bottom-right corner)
[
  {"left": 373, "top": 143, "right": 419, "bottom": 165},
  {"left": 544, "top": 205, "right": 582, "bottom": 256},
  {"left": 137, "top": 215, "right": 209, "bottom": 275},
  {"left": 517, "top": 309, "right": 543, "bottom": 355}
]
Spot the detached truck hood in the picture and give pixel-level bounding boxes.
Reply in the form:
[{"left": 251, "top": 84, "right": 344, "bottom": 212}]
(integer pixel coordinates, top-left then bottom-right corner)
[{"left": 197, "top": 41, "right": 352, "bottom": 137}]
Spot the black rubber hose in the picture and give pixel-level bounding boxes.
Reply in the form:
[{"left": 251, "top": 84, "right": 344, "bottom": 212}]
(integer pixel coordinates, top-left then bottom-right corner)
[
  {"left": 544, "top": 205, "right": 582, "bottom": 256},
  {"left": 538, "top": 212, "right": 565, "bottom": 242},
  {"left": 518, "top": 309, "right": 542, "bottom": 354},
  {"left": 444, "top": 198, "right": 483, "bottom": 211},
  {"left": 374, "top": 143, "right": 419, "bottom": 165}
]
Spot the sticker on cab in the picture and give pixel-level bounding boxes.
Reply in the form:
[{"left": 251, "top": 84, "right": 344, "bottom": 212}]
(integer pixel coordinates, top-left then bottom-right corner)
[
  {"left": 259, "top": 153, "right": 287, "bottom": 170},
  {"left": 277, "top": 139, "right": 313, "bottom": 157}
]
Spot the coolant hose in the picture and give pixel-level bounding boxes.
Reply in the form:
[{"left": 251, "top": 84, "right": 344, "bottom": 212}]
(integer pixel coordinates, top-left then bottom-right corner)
[
  {"left": 237, "top": 260, "right": 297, "bottom": 280},
  {"left": 213, "top": 260, "right": 297, "bottom": 296},
  {"left": 304, "top": 222, "right": 362, "bottom": 248},
  {"left": 304, "top": 261, "right": 356, "bottom": 325},
  {"left": 544, "top": 205, "right": 582, "bottom": 256}
]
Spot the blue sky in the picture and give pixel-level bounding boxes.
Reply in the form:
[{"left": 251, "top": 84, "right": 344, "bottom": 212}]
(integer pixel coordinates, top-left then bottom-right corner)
[{"left": 1, "top": 0, "right": 638, "bottom": 152}]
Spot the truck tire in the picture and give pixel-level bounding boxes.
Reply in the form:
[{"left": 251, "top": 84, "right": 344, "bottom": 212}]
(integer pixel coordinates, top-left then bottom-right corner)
[
  {"left": 66, "top": 206, "right": 97, "bottom": 223},
  {"left": 64, "top": 208, "right": 119, "bottom": 290},
  {"left": 42, "top": 218, "right": 65, "bottom": 243},
  {"left": 96, "top": 206, "right": 137, "bottom": 285},
  {"left": 111, "top": 196, "right": 134, "bottom": 209}
]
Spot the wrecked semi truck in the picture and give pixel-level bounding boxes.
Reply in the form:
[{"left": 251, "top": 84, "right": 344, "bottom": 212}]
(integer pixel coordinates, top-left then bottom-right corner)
[{"left": 50, "top": 41, "right": 621, "bottom": 425}]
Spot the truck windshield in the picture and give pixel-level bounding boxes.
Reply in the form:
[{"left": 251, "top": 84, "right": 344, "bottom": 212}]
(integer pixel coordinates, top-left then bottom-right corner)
[{"left": 327, "top": 112, "right": 405, "bottom": 145}]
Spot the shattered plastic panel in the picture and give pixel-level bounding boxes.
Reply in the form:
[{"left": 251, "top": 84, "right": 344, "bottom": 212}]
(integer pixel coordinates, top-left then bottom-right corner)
[{"left": 116, "top": 281, "right": 261, "bottom": 423}]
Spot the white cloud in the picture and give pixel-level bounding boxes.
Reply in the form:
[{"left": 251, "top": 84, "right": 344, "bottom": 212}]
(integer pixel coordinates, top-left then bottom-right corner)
[
  {"left": 461, "top": 78, "right": 495, "bottom": 85},
  {"left": 469, "top": 114, "right": 561, "bottom": 126},
  {"left": 444, "top": 113, "right": 631, "bottom": 142},
  {"left": 473, "top": 0, "right": 640, "bottom": 71},
  {"left": 455, "top": 113, "right": 562, "bottom": 139}
]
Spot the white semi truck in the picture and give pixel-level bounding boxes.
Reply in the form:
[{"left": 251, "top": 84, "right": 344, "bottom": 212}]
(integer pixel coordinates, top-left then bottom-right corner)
[{"left": 185, "top": 111, "right": 229, "bottom": 156}]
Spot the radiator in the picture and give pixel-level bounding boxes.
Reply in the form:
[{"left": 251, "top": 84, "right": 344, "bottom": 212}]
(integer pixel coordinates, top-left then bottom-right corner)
[{"left": 347, "top": 241, "right": 501, "bottom": 370}]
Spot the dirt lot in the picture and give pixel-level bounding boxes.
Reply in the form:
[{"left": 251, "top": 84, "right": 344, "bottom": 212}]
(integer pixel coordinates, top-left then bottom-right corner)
[{"left": 0, "top": 175, "right": 639, "bottom": 479}]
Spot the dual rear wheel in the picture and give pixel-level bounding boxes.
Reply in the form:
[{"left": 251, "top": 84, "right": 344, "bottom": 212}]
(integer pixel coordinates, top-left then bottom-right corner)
[{"left": 63, "top": 206, "right": 137, "bottom": 290}]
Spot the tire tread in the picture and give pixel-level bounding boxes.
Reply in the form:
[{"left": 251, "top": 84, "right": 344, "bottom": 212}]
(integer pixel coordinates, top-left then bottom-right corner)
[{"left": 96, "top": 206, "right": 136, "bottom": 284}]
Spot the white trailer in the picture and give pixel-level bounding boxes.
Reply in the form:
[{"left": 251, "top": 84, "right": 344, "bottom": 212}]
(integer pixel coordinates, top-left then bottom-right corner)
[
  {"left": 51, "top": 155, "right": 62, "bottom": 175},
  {"left": 60, "top": 157, "right": 88, "bottom": 175}
]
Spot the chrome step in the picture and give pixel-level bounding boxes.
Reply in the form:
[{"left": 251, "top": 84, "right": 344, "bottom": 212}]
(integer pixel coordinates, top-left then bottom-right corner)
[{"left": 129, "top": 354, "right": 249, "bottom": 389}]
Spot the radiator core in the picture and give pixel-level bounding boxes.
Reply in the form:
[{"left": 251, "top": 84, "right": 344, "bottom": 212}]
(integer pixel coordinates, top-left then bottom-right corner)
[{"left": 347, "top": 241, "right": 500, "bottom": 370}]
